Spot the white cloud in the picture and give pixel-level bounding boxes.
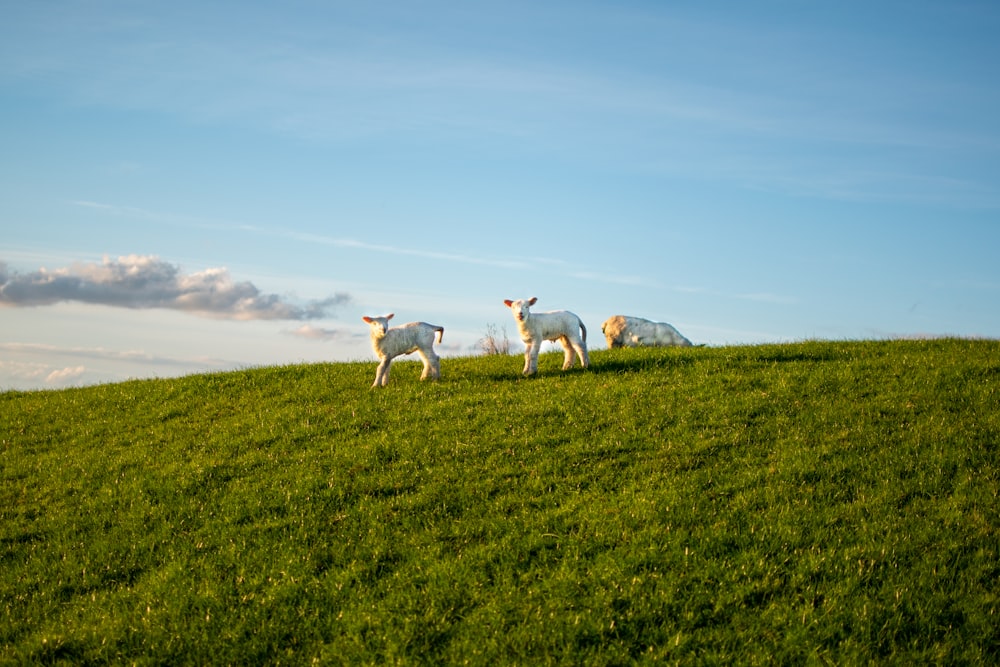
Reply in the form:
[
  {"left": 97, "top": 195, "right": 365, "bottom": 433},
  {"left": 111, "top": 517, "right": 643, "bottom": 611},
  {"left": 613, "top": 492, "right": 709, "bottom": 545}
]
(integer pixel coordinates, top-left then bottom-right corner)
[
  {"left": 45, "top": 366, "right": 86, "bottom": 385},
  {"left": 0, "top": 255, "right": 350, "bottom": 320}
]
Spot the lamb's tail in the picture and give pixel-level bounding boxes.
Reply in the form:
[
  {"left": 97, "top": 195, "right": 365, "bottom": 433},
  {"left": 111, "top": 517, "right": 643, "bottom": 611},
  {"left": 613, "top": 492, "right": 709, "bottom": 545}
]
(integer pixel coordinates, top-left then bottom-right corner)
[
  {"left": 435, "top": 326, "right": 444, "bottom": 344},
  {"left": 580, "top": 320, "right": 587, "bottom": 344}
]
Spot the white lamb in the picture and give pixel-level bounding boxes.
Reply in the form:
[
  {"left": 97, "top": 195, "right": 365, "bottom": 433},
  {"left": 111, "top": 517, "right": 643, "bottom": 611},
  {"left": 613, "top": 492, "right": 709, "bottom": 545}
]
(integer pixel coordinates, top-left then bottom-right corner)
[
  {"left": 601, "top": 315, "right": 692, "bottom": 348},
  {"left": 504, "top": 297, "right": 589, "bottom": 376},
  {"left": 362, "top": 313, "right": 444, "bottom": 387}
]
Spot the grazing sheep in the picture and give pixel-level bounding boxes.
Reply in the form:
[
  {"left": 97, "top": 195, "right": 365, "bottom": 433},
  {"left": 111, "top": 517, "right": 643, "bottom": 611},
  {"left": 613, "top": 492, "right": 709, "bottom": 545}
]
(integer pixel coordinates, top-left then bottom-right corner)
[
  {"left": 362, "top": 313, "right": 444, "bottom": 387},
  {"left": 601, "top": 315, "right": 692, "bottom": 348},
  {"left": 504, "top": 297, "right": 589, "bottom": 376}
]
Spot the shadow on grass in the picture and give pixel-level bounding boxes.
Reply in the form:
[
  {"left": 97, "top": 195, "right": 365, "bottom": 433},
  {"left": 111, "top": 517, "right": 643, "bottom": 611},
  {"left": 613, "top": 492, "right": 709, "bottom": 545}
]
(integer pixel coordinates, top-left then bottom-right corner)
[{"left": 473, "top": 349, "right": 698, "bottom": 381}]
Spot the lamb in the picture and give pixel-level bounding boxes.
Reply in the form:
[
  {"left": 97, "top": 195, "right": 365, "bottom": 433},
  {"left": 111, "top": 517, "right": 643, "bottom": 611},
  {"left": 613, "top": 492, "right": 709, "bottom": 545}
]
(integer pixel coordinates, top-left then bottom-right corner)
[
  {"left": 601, "top": 315, "right": 692, "bottom": 349},
  {"left": 362, "top": 313, "right": 444, "bottom": 387},
  {"left": 504, "top": 297, "right": 589, "bottom": 376}
]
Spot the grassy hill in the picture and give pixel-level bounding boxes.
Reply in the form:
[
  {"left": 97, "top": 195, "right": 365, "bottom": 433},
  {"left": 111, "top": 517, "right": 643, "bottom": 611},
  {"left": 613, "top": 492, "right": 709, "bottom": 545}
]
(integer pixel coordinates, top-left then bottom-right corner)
[{"left": 2, "top": 339, "right": 998, "bottom": 664}]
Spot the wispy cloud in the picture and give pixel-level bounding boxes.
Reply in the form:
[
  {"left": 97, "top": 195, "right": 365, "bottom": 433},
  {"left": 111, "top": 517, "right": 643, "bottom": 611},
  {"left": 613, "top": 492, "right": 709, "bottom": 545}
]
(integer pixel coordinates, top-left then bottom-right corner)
[
  {"left": 70, "top": 201, "right": 531, "bottom": 271},
  {"left": 673, "top": 285, "right": 797, "bottom": 305},
  {"left": 285, "top": 324, "right": 357, "bottom": 341},
  {"left": 0, "top": 357, "right": 86, "bottom": 387},
  {"left": 569, "top": 271, "right": 650, "bottom": 287},
  {"left": 73, "top": 200, "right": 238, "bottom": 229},
  {"left": 276, "top": 229, "right": 530, "bottom": 270},
  {"left": 0, "top": 342, "right": 216, "bottom": 366},
  {"left": 0, "top": 255, "right": 350, "bottom": 320},
  {"left": 7, "top": 2, "right": 998, "bottom": 211},
  {"left": 71, "top": 201, "right": 667, "bottom": 290},
  {"left": 0, "top": 342, "right": 238, "bottom": 389}
]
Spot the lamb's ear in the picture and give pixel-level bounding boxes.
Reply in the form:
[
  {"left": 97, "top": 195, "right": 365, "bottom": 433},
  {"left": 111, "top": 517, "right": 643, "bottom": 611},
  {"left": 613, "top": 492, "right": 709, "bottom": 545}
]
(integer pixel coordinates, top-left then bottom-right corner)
[
  {"left": 362, "top": 316, "right": 372, "bottom": 323},
  {"left": 386, "top": 313, "right": 395, "bottom": 320},
  {"left": 528, "top": 297, "right": 538, "bottom": 305},
  {"left": 503, "top": 300, "right": 513, "bottom": 307}
]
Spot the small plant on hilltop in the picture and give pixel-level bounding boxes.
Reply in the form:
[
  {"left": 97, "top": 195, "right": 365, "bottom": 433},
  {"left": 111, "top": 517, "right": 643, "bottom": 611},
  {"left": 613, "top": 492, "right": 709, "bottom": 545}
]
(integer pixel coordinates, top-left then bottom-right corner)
[{"left": 478, "top": 322, "right": 512, "bottom": 355}]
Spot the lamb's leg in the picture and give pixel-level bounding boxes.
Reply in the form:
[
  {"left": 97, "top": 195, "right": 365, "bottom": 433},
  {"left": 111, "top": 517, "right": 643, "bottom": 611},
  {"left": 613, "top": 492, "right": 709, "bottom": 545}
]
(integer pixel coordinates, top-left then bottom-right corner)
[
  {"left": 374, "top": 358, "right": 392, "bottom": 387},
  {"left": 559, "top": 335, "right": 576, "bottom": 370},
  {"left": 574, "top": 338, "right": 590, "bottom": 368},
  {"left": 524, "top": 341, "right": 541, "bottom": 375},
  {"left": 418, "top": 349, "right": 440, "bottom": 380}
]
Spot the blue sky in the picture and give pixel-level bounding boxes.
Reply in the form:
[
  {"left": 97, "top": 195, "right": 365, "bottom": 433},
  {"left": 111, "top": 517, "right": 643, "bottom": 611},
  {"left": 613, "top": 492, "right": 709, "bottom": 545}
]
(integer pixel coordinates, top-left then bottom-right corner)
[{"left": 3, "top": 1, "right": 999, "bottom": 390}]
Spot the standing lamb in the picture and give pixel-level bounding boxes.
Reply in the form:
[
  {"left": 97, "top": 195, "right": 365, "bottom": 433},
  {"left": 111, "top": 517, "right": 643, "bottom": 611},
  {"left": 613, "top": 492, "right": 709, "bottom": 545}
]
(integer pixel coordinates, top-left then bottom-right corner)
[
  {"left": 504, "top": 297, "right": 589, "bottom": 376},
  {"left": 362, "top": 313, "right": 445, "bottom": 387},
  {"left": 601, "top": 315, "right": 692, "bottom": 348}
]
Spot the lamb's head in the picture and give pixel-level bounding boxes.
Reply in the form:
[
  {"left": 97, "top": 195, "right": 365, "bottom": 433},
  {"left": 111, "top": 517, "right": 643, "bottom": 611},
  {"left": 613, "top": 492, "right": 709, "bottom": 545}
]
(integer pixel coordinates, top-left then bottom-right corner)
[
  {"left": 362, "top": 313, "right": 394, "bottom": 338},
  {"left": 503, "top": 297, "right": 538, "bottom": 323},
  {"left": 601, "top": 315, "right": 627, "bottom": 339}
]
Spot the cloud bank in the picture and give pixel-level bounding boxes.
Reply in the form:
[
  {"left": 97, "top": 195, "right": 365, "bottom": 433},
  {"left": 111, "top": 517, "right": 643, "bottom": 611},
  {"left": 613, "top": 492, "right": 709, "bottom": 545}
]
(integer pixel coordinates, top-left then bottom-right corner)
[{"left": 0, "top": 255, "right": 349, "bottom": 320}]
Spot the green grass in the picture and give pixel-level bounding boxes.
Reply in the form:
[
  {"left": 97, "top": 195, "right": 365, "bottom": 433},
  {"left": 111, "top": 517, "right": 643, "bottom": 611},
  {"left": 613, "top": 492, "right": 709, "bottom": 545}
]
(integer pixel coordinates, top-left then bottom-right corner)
[{"left": 2, "top": 339, "right": 998, "bottom": 664}]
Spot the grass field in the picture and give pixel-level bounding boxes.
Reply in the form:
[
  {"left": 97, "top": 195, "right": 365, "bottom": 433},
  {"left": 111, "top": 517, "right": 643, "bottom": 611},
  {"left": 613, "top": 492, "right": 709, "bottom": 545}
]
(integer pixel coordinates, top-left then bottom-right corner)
[{"left": 2, "top": 339, "right": 998, "bottom": 664}]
